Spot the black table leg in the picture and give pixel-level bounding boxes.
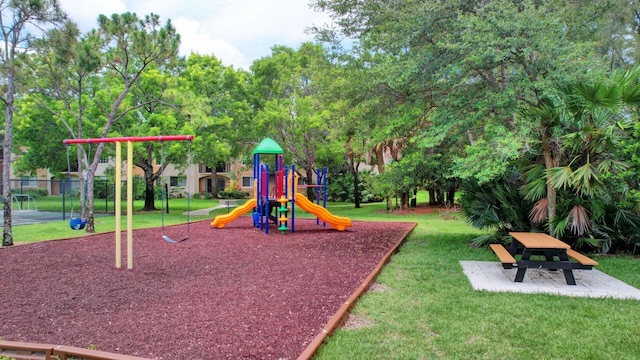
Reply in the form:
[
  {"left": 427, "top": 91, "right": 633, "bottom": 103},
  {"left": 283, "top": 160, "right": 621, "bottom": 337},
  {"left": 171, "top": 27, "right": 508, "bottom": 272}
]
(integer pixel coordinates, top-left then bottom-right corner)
[
  {"left": 558, "top": 250, "right": 577, "bottom": 285},
  {"left": 508, "top": 238, "right": 519, "bottom": 255},
  {"left": 514, "top": 249, "right": 531, "bottom": 282}
]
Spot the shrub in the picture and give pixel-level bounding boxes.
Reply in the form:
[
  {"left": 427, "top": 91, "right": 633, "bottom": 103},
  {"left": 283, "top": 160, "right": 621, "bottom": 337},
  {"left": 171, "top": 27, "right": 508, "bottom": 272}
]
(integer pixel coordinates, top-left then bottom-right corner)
[
  {"left": 327, "top": 170, "right": 383, "bottom": 203},
  {"left": 193, "top": 192, "right": 215, "bottom": 200},
  {"left": 458, "top": 172, "right": 534, "bottom": 247},
  {"left": 218, "top": 190, "right": 249, "bottom": 199},
  {"left": 18, "top": 188, "right": 48, "bottom": 198}
]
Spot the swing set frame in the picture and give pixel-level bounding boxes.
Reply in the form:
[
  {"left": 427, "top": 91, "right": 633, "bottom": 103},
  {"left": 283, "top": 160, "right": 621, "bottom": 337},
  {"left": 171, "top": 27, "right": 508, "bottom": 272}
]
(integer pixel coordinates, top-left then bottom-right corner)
[{"left": 63, "top": 135, "right": 194, "bottom": 269}]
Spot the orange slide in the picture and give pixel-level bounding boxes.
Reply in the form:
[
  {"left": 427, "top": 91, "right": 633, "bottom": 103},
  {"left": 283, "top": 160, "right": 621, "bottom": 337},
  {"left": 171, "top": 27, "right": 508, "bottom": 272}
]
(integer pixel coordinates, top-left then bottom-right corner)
[
  {"left": 294, "top": 193, "right": 352, "bottom": 231},
  {"left": 211, "top": 198, "right": 256, "bottom": 228}
]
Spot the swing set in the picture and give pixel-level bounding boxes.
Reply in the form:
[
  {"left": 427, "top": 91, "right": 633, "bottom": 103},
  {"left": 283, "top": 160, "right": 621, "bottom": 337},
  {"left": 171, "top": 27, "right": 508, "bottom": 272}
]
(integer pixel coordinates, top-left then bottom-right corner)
[
  {"left": 63, "top": 135, "right": 194, "bottom": 269},
  {"left": 65, "top": 144, "right": 89, "bottom": 230}
]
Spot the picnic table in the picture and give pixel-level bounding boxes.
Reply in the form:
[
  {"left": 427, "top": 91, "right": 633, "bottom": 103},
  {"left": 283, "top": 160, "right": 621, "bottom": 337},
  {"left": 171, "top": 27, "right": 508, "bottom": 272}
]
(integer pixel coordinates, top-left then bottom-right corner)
[{"left": 489, "top": 232, "right": 598, "bottom": 285}]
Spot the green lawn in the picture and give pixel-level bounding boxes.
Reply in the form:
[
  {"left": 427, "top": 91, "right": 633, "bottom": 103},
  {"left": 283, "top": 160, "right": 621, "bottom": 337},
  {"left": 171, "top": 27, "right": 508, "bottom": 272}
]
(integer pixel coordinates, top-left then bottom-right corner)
[
  {"left": 314, "top": 204, "right": 640, "bottom": 360},
  {"left": 11, "top": 198, "right": 219, "bottom": 243},
  {"left": 5, "top": 197, "right": 640, "bottom": 359}
]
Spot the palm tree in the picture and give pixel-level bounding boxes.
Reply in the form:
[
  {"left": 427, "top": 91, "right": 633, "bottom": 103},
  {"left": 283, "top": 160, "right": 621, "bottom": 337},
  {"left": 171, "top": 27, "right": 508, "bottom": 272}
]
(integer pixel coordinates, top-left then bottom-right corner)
[{"left": 522, "top": 67, "right": 640, "bottom": 250}]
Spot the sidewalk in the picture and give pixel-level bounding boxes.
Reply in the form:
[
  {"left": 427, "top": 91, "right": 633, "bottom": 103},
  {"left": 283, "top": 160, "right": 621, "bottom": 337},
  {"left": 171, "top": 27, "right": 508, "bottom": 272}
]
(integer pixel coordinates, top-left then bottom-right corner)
[{"left": 183, "top": 199, "right": 238, "bottom": 216}]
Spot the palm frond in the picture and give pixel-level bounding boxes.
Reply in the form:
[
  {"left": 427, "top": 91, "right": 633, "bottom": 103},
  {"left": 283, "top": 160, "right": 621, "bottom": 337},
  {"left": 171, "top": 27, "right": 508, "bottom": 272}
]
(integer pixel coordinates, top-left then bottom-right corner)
[
  {"left": 597, "top": 159, "right": 629, "bottom": 174},
  {"left": 520, "top": 164, "right": 547, "bottom": 201},
  {"left": 570, "top": 162, "right": 600, "bottom": 196},
  {"left": 529, "top": 198, "right": 548, "bottom": 224},
  {"left": 567, "top": 205, "right": 591, "bottom": 236},
  {"left": 615, "top": 66, "right": 640, "bottom": 107},
  {"left": 546, "top": 166, "right": 573, "bottom": 190}
]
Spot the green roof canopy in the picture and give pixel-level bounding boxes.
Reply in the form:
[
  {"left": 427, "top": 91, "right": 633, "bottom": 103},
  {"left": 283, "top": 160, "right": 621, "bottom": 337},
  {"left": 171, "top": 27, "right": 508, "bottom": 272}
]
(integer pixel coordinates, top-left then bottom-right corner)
[{"left": 252, "top": 138, "right": 283, "bottom": 155}]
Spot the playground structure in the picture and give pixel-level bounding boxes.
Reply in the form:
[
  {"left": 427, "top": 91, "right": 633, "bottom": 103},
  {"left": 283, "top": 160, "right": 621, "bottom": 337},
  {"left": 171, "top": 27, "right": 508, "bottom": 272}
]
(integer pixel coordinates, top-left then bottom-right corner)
[
  {"left": 11, "top": 194, "right": 38, "bottom": 211},
  {"left": 63, "top": 135, "right": 194, "bottom": 269},
  {"left": 211, "top": 138, "right": 352, "bottom": 232}
]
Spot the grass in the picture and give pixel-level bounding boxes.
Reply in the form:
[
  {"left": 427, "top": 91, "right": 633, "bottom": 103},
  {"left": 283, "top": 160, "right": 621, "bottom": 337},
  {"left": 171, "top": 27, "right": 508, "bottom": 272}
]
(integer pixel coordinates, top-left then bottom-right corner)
[
  {"left": 11, "top": 195, "right": 219, "bottom": 213},
  {"left": 5, "top": 195, "right": 640, "bottom": 359},
  {"left": 11, "top": 198, "right": 218, "bottom": 243},
  {"left": 313, "top": 205, "right": 640, "bottom": 360}
]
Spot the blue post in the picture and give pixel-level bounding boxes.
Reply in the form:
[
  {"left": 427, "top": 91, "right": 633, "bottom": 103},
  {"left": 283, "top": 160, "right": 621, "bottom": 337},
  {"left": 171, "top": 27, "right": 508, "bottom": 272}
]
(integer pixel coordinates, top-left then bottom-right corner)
[
  {"left": 323, "top": 167, "right": 327, "bottom": 227},
  {"left": 253, "top": 154, "right": 259, "bottom": 228},
  {"left": 291, "top": 164, "right": 295, "bottom": 233},
  {"left": 264, "top": 164, "right": 269, "bottom": 234},
  {"left": 259, "top": 165, "right": 264, "bottom": 231}
]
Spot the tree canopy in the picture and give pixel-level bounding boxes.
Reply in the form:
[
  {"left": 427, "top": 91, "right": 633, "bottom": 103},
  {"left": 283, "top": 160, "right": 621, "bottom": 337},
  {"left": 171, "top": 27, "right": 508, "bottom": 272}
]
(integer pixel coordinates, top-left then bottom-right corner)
[{"left": 6, "top": 0, "right": 640, "bottom": 252}]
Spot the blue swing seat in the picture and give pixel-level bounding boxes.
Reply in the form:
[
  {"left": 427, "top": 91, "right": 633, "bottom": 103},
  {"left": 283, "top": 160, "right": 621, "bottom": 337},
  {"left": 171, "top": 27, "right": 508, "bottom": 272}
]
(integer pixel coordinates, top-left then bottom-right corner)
[{"left": 70, "top": 217, "right": 87, "bottom": 230}]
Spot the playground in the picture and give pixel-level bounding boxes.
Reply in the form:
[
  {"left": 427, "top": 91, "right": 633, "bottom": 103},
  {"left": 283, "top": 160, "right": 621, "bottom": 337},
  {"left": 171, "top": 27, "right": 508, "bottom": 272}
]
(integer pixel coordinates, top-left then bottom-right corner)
[{"left": 0, "top": 217, "right": 415, "bottom": 359}]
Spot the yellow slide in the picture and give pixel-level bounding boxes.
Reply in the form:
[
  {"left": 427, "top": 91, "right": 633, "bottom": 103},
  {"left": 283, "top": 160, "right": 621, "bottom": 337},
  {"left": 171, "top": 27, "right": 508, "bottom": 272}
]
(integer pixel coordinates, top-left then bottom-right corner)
[
  {"left": 294, "top": 193, "right": 352, "bottom": 231},
  {"left": 211, "top": 198, "right": 256, "bottom": 228}
]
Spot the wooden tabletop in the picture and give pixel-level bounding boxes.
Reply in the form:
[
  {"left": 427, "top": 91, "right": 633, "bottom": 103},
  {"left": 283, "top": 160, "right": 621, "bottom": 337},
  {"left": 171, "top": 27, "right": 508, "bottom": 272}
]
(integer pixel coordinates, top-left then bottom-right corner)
[{"left": 509, "top": 232, "right": 571, "bottom": 249}]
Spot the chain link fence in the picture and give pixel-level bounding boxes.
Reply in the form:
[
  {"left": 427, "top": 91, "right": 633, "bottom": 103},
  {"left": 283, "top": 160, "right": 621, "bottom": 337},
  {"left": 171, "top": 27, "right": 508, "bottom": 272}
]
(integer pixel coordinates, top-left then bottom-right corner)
[{"left": 0, "top": 178, "right": 129, "bottom": 214}]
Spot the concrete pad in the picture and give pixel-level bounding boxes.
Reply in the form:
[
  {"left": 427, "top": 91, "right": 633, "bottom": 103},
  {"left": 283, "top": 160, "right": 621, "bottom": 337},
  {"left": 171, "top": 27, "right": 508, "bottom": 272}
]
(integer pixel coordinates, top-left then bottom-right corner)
[{"left": 460, "top": 260, "right": 640, "bottom": 300}]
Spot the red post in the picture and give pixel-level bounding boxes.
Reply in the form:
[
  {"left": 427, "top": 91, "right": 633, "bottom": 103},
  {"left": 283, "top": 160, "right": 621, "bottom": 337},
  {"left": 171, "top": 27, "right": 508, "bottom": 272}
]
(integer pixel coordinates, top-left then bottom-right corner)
[{"left": 63, "top": 135, "right": 193, "bottom": 144}]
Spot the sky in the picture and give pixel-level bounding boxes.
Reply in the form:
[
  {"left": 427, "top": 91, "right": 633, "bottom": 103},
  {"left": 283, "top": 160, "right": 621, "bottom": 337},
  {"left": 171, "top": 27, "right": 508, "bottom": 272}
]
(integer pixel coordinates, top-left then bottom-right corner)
[{"left": 57, "top": 0, "right": 333, "bottom": 70}]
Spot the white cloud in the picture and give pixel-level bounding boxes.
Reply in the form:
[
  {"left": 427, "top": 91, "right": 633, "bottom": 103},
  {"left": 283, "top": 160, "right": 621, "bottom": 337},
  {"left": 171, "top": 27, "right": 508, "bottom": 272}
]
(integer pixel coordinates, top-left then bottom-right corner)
[
  {"left": 58, "top": 0, "right": 127, "bottom": 32},
  {"left": 56, "top": 0, "right": 333, "bottom": 70},
  {"left": 173, "top": 17, "right": 249, "bottom": 69}
]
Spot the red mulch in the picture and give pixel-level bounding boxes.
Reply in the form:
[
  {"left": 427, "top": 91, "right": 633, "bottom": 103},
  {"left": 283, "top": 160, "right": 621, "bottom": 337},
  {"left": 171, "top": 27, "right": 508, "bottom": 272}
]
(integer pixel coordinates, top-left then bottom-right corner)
[{"left": 0, "top": 217, "right": 415, "bottom": 360}]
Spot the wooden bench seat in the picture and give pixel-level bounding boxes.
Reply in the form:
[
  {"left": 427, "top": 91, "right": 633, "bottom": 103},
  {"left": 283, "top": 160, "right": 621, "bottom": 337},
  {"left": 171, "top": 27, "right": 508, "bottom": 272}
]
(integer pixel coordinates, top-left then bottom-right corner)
[
  {"left": 566, "top": 249, "right": 599, "bottom": 266},
  {"left": 490, "top": 244, "right": 517, "bottom": 267}
]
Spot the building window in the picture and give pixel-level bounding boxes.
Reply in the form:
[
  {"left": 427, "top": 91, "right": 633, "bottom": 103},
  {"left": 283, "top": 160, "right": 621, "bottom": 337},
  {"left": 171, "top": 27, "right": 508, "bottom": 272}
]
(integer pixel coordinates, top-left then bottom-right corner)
[
  {"left": 217, "top": 178, "right": 226, "bottom": 191},
  {"left": 170, "top": 176, "right": 186, "bottom": 187},
  {"left": 20, "top": 176, "right": 38, "bottom": 188},
  {"left": 99, "top": 157, "right": 109, "bottom": 164},
  {"left": 242, "top": 176, "right": 252, "bottom": 187},
  {"left": 201, "top": 162, "right": 227, "bottom": 173}
]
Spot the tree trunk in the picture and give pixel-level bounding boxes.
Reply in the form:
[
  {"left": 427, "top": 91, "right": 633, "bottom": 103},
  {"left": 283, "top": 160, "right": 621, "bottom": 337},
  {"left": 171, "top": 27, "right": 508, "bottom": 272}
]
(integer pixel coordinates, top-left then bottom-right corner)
[
  {"left": 85, "top": 170, "right": 96, "bottom": 233},
  {"left": 211, "top": 168, "right": 218, "bottom": 197},
  {"left": 352, "top": 167, "right": 361, "bottom": 209},
  {"left": 142, "top": 168, "right": 156, "bottom": 211},
  {"left": 428, "top": 188, "right": 437, "bottom": 206},
  {"left": 373, "top": 144, "right": 391, "bottom": 211},
  {"left": 542, "top": 133, "right": 557, "bottom": 235},
  {"left": 305, "top": 167, "right": 315, "bottom": 202},
  {"left": 2, "top": 74, "right": 15, "bottom": 246},
  {"left": 401, "top": 192, "right": 409, "bottom": 209},
  {"left": 446, "top": 186, "right": 456, "bottom": 206},
  {"left": 346, "top": 149, "right": 362, "bottom": 208}
]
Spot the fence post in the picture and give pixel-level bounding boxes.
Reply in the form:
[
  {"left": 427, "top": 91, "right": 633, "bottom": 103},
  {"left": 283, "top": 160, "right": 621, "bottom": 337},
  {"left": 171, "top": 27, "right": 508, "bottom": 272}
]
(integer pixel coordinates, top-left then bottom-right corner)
[{"left": 62, "top": 180, "right": 66, "bottom": 221}]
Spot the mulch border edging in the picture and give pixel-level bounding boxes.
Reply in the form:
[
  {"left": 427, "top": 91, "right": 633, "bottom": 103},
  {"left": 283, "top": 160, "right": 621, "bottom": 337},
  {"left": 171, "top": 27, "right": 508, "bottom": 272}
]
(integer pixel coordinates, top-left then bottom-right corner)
[{"left": 296, "top": 221, "right": 417, "bottom": 360}]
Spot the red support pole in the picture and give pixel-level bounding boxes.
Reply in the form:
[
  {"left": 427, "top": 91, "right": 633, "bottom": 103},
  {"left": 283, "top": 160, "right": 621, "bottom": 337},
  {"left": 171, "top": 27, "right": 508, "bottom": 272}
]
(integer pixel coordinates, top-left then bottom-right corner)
[{"left": 63, "top": 135, "right": 193, "bottom": 144}]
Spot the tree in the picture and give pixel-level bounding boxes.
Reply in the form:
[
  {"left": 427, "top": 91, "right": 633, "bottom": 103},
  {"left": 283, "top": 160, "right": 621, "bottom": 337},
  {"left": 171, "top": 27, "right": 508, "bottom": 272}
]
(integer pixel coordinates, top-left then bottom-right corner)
[
  {"left": 1, "top": 0, "right": 66, "bottom": 246},
  {"left": 252, "top": 43, "right": 342, "bottom": 199},
  {"left": 312, "top": 0, "right": 618, "bottom": 215},
  {"left": 522, "top": 68, "right": 640, "bottom": 250},
  {"left": 25, "top": 20, "right": 103, "bottom": 225},
  {"left": 109, "top": 65, "right": 193, "bottom": 211},
  {"left": 26, "top": 12, "right": 180, "bottom": 232},
  {"left": 181, "top": 54, "right": 253, "bottom": 197}
]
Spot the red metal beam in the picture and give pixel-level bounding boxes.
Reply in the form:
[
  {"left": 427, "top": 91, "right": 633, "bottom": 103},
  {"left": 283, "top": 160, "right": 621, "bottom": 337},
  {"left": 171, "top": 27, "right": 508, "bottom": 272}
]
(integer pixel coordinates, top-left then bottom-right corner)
[{"left": 63, "top": 135, "right": 194, "bottom": 144}]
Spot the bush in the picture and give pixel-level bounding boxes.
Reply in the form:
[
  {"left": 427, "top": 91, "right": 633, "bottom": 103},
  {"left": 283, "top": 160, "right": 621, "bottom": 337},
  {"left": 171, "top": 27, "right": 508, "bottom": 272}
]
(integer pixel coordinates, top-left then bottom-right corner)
[
  {"left": 18, "top": 188, "right": 48, "bottom": 198},
  {"left": 193, "top": 192, "right": 215, "bottom": 200},
  {"left": 218, "top": 190, "right": 249, "bottom": 199},
  {"left": 327, "top": 170, "right": 383, "bottom": 203},
  {"left": 458, "top": 172, "right": 534, "bottom": 247}
]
